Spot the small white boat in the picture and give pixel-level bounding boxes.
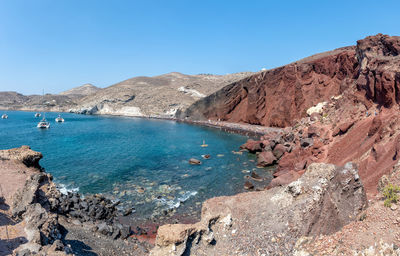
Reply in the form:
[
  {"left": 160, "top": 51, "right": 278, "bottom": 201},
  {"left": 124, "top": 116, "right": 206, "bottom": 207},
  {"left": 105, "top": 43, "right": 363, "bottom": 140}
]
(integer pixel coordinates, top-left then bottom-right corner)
[
  {"left": 1, "top": 114, "right": 8, "bottom": 119},
  {"left": 37, "top": 118, "right": 50, "bottom": 129},
  {"left": 35, "top": 113, "right": 41, "bottom": 118},
  {"left": 200, "top": 140, "right": 208, "bottom": 147},
  {"left": 55, "top": 115, "right": 64, "bottom": 122}
]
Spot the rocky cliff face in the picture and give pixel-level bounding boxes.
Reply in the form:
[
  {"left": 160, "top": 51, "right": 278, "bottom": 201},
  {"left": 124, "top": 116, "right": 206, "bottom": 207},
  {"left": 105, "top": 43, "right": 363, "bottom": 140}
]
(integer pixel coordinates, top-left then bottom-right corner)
[
  {"left": 178, "top": 47, "right": 359, "bottom": 127},
  {"left": 356, "top": 34, "right": 400, "bottom": 107}
]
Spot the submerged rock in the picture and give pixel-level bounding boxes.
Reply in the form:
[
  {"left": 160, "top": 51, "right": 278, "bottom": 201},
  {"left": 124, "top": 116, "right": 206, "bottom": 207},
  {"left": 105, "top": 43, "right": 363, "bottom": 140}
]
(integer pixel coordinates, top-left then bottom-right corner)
[
  {"left": 189, "top": 158, "right": 201, "bottom": 165},
  {"left": 243, "top": 181, "right": 254, "bottom": 190}
]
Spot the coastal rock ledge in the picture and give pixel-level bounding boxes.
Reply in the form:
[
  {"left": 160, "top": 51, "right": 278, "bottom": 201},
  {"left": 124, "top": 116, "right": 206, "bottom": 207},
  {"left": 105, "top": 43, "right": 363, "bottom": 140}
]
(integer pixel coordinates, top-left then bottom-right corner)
[{"left": 151, "top": 162, "right": 367, "bottom": 255}]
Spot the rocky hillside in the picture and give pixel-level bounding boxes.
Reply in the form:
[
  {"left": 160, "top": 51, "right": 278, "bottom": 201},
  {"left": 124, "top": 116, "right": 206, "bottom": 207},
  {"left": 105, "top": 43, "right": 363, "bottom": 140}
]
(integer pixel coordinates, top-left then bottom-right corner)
[
  {"left": 0, "top": 72, "right": 253, "bottom": 117},
  {"left": 70, "top": 72, "right": 253, "bottom": 117},
  {"left": 0, "top": 92, "right": 77, "bottom": 112}
]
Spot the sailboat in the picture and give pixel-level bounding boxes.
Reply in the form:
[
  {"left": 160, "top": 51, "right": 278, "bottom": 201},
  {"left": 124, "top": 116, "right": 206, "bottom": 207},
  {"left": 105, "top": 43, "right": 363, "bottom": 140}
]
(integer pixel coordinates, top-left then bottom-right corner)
[
  {"left": 201, "top": 140, "right": 208, "bottom": 147},
  {"left": 1, "top": 114, "right": 8, "bottom": 119},
  {"left": 55, "top": 114, "right": 64, "bottom": 122},
  {"left": 37, "top": 90, "right": 50, "bottom": 129}
]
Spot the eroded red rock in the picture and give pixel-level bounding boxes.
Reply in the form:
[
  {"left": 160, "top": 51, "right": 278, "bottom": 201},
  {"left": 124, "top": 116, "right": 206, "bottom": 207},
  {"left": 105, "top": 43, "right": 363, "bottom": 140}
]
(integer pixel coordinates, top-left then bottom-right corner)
[
  {"left": 240, "top": 139, "right": 262, "bottom": 153},
  {"left": 257, "top": 151, "right": 277, "bottom": 167},
  {"left": 267, "top": 170, "right": 301, "bottom": 189}
]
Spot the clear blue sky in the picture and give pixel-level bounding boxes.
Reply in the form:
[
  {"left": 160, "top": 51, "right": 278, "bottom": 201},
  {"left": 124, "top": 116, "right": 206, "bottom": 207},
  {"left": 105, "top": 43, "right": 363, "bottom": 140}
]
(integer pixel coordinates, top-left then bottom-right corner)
[{"left": 0, "top": 0, "right": 399, "bottom": 95}]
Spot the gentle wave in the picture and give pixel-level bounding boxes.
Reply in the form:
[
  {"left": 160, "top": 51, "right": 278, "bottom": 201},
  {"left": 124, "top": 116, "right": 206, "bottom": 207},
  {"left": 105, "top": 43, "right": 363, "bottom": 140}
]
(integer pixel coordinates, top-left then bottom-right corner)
[
  {"left": 57, "top": 183, "right": 80, "bottom": 195},
  {"left": 157, "top": 190, "right": 198, "bottom": 210}
]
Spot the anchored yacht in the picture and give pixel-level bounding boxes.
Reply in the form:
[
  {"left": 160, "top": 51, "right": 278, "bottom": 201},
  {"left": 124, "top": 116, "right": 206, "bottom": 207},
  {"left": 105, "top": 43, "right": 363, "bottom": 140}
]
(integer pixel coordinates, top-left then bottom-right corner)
[{"left": 55, "top": 115, "right": 64, "bottom": 122}]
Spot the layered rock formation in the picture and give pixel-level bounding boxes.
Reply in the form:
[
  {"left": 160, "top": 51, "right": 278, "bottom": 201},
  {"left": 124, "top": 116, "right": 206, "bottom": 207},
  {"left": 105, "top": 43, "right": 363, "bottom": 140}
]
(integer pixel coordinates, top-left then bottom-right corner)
[{"left": 151, "top": 163, "right": 367, "bottom": 255}]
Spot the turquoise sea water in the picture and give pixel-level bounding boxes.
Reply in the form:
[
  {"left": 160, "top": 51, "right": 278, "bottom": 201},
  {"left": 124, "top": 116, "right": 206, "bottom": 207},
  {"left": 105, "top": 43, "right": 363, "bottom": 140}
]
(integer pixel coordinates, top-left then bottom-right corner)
[{"left": 0, "top": 111, "right": 269, "bottom": 223}]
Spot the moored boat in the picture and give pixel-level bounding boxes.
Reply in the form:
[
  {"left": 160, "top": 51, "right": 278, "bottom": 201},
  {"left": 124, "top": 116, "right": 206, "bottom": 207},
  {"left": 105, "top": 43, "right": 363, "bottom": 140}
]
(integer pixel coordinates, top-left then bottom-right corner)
[
  {"left": 35, "top": 113, "right": 41, "bottom": 117},
  {"left": 55, "top": 115, "right": 64, "bottom": 122},
  {"left": 1, "top": 114, "right": 8, "bottom": 119},
  {"left": 37, "top": 117, "right": 50, "bottom": 129}
]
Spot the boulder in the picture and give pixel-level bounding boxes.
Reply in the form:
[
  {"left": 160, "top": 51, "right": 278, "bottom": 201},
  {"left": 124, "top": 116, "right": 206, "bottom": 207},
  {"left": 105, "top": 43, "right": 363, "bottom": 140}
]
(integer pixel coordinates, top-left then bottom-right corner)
[
  {"left": 11, "top": 173, "right": 48, "bottom": 219},
  {"left": 267, "top": 170, "right": 301, "bottom": 189},
  {"left": 15, "top": 203, "right": 66, "bottom": 255},
  {"left": 240, "top": 139, "right": 263, "bottom": 153},
  {"left": 332, "top": 121, "right": 354, "bottom": 136},
  {"left": 300, "top": 138, "right": 313, "bottom": 148},
  {"left": 272, "top": 144, "right": 286, "bottom": 159},
  {"left": 250, "top": 171, "right": 262, "bottom": 181},
  {"left": 257, "top": 151, "right": 277, "bottom": 167}
]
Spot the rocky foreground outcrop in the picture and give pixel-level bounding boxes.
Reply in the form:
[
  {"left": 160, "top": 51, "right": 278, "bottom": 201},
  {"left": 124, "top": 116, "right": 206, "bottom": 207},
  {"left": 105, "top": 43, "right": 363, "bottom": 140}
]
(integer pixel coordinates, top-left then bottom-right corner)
[
  {"left": 151, "top": 162, "right": 367, "bottom": 255},
  {"left": 0, "top": 146, "right": 149, "bottom": 255}
]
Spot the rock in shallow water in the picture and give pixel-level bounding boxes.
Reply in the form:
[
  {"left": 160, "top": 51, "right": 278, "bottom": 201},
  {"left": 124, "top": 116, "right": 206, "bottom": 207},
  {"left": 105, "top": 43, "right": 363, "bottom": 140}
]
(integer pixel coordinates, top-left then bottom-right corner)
[
  {"left": 244, "top": 181, "right": 254, "bottom": 190},
  {"left": 189, "top": 158, "right": 201, "bottom": 165}
]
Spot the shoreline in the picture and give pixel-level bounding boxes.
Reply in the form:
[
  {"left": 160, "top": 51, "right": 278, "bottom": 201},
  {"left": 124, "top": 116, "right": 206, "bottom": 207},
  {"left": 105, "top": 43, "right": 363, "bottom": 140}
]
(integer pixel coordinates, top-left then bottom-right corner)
[{"left": 0, "top": 108, "right": 282, "bottom": 137}]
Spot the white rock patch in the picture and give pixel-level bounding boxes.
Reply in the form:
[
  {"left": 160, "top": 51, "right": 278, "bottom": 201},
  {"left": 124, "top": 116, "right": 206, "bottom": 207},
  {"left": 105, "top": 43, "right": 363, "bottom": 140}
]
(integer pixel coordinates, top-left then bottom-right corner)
[
  {"left": 306, "top": 101, "right": 327, "bottom": 116},
  {"left": 178, "top": 86, "right": 206, "bottom": 98}
]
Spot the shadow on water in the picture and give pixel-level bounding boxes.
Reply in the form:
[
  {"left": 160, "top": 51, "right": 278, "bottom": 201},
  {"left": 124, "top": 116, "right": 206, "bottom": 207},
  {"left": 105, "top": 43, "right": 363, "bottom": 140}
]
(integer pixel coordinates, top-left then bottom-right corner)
[{"left": 59, "top": 225, "right": 98, "bottom": 256}]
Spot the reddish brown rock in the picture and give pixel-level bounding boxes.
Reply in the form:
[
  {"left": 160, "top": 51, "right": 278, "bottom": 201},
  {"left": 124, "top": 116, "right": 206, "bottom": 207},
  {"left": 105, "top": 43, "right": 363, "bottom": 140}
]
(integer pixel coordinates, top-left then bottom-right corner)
[
  {"left": 240, "top": 139, "right": 262, "bottom": 153},
  {"left": 368, "top": 116, "right": 382, "bottom": 137},
  {"left": 272, "top": 144, "right": 286, "bottom": 159},
  {"left": 356, "top": 34, "right": 400, "bottom": 108},
  {"left": 257, "top": 151, "right": 277, "bottom": 167},
  {"left": 332, "top": 121, "right": 355, "bottom": 136},
  {"left": 267, "top": 170, "right": 301, "bottom": 189}
]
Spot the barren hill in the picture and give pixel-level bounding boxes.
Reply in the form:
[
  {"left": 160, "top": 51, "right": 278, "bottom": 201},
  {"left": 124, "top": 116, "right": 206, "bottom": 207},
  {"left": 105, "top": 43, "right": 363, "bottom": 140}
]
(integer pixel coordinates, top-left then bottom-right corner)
[
  {"left": 70, "top": 72, "right": 254, "bottom": 117},
  {"left": 0, "top": 72, "right": 254, "bottom": 116},
  {"left": 59, "top": 83, "right": 100, "bottom": 98}
]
